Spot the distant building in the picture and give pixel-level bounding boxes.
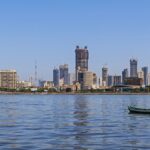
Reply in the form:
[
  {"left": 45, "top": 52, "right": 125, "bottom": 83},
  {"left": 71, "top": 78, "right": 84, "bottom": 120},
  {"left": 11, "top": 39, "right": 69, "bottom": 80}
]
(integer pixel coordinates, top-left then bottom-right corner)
[
  {"left": 78, "top": 71, "right": 93, "bottom": 90},
  {"left": 0, "top": 70, "right": 17, "bottom": 88},
  {"left": 59, "top": 78, "right": 64, "bottom": 87},
  {"left": 102, "top": 66, "right": 108, "bottom": 86},
  {"left": 75, "top": 46, "right": 89, "bottom": 81},
  {"left": 108, "top": 75, "right": 114, "bottom": 87},
  {"left": 122, "top": 69, "right": 128, "bottom": 84},
  {"left": 68, "top": 73, "right": 75, "bottom": 85},
  {"left": 148, "top": 73, "right": 150, "bottom": 85},
  {"left": 138, "top": 70, "right": 144, "bottom": 79},
  {"left": 124, "top": 77, "right": 143, "bottom": 86},
  {"left": 113, "top": 75, "right": 121, "bottom": 86},
  {"left": 93, "top": 73, "right": 97, "bottom": 88},
  {"left": 59, "top": 64, "right": 69, "bottom": 85},
  {"left": 98, "top": 77, "right": 103, "bottom": 87},
  {"left": 39, "top": 80, "right": 53, "bottom": 88},
  {"left": 142, "top": 66, "right": 148, "bottom": 86},
  {"left": 17, "top": 81, "right": 32, "bottom": 88},
  {"left": 53, "top": 68, "right": 59, "bottom": 87},
  {"left": 130, "top": 59, "right": 138, "bottom": 77}
]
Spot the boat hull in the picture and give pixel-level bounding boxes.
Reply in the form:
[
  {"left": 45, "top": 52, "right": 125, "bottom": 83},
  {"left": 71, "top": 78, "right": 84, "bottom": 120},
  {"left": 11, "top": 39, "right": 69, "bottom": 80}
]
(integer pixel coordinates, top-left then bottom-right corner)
[{"left": 128, "top": 106, "right": 150, "bottom": 114}]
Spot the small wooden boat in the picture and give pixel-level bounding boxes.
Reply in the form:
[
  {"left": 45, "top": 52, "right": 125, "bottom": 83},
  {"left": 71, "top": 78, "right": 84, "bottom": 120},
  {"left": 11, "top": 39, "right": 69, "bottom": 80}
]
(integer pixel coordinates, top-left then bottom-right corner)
[{"left": 128, "top": 106, "right": 150, "bottom": 114}]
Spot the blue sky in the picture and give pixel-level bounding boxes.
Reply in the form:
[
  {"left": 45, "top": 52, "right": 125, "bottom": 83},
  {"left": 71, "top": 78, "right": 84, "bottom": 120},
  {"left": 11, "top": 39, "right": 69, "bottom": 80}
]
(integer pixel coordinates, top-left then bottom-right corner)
[{"left": 0, "top": 0, "right": 150, "bottom": 80}]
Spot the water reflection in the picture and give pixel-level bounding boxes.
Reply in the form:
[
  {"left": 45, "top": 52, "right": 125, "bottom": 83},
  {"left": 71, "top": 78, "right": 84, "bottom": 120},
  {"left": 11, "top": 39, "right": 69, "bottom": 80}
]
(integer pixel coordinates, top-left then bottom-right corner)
[
  {"left": 0, "top": 99, "right": 20, "bottom": 149},
  {"left": 73, "top": 96, "right": 89, "bottom": 150},
  {"left": 1, "top": 95, "right": 150, "bottom": 149}
]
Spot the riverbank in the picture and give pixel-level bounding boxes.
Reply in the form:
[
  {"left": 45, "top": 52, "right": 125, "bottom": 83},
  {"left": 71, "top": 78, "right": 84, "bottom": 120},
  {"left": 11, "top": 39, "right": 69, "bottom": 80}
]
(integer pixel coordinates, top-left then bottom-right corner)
[{"left": 1, "top": 91, "right": 150, "bottom": 95}]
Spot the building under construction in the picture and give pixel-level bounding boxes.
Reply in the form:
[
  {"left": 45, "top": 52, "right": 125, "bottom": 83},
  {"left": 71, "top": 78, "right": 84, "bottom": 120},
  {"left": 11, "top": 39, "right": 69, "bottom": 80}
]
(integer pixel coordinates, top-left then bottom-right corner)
[{"left": 75, "top": 45, "right": 89, "bottom": 81}]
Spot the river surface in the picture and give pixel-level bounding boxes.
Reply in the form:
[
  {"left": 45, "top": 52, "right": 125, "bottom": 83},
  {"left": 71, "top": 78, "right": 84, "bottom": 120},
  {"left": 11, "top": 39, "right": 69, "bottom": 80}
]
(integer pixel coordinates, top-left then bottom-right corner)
[{"left": 0, "top": 95, "right": 150, "bottom": 149}]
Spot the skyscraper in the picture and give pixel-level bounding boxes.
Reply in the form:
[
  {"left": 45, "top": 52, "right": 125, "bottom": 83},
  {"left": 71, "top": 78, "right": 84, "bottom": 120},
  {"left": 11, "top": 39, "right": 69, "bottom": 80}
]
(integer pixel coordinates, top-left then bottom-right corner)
[
  {"left": 102, "top": 66, "right": 108, "bottom": 86},
  {"left": 122, "top": 68, "right": 128, "bottom": 84},
  {"left": 75, "top": 46, "right": 89, "bottom": 80},
  {"left": 108, "top": 75, "right": 114, "bottom": 87},
  {"left": 53, "top": 68, "right": 59, "bottom": 87},
  {"left": 59, "top": 64, "right": 69, "bottom": 85},
  {"left": 130, "top": 59, "right": 138, "bottom": 77},
  {"left": 142, "top": 66, "right": 148, "bottom": 86}
]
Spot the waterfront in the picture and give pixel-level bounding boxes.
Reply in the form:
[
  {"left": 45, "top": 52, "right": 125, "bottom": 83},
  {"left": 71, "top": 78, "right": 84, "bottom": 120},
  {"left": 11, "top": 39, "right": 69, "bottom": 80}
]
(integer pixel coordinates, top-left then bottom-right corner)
[{"left": 1, "top": 95, "right": 150, "bottom": 149}]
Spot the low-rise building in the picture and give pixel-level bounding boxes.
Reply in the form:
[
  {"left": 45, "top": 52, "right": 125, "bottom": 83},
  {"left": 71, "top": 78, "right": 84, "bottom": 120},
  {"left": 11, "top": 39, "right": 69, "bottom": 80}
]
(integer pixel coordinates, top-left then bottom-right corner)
[
  {"left": 124, "top": 77, "right": 143, "bottom": 86},
  {"left": 78, "top": 71, "right": 93, "bottom": 90},
  {"left": 39, "top": 80, "right": 53, "bottom": 88},
  {"left": 17, "top": 81, "right": 32, "bottom": 88}
]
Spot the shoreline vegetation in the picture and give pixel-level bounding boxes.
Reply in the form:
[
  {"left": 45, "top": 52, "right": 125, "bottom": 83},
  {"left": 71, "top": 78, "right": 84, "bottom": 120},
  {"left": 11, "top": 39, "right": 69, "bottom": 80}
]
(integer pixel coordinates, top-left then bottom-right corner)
[
  {"left": 0, "top": 92, "right": 150, "bottom": 95},
  {"left": 0, "top": 87, "right": 150, "bottom": 95}
]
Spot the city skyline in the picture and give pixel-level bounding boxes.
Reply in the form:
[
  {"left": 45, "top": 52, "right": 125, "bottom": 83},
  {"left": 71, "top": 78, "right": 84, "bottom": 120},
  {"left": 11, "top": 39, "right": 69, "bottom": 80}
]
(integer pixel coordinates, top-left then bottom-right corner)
[{"left": 0, "top": 0, "right": 150, "bottom": 80}]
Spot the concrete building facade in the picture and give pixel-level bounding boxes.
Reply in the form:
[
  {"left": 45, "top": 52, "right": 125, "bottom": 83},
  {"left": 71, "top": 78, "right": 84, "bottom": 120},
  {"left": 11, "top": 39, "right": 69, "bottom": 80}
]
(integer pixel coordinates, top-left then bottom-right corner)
[
  {"left": 59, "top": 64, "right": 69, "bottom": 85},
  {"left": 113, "top": 75, "right": 121, "bottom": 86},
  {"left": 75, "top": 46, "right": 89, "bottom": 81},
  {"left": 0, "top": 70, "right": 17, "bottom": 88},
  {"left": 102, "top": 66, "right": 108, "bottom": 86},
  {"left": 130, "top": 59, "right": 138, "bottom": 77},
  {"left": 78, "top": 71, "right": 93, "bottom": 90}
]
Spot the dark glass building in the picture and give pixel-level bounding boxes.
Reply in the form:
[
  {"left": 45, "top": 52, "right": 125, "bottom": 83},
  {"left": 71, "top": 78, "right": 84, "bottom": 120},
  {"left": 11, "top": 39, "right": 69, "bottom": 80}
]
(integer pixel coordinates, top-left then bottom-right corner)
[
  {"left": 122, "top": 68, "right": 128, "bottom": 84},
  {"left": 59, "top": 64, "right": 69, "bottom": 85},
  {"left": 102, "top": 67, "right": 108, "bottom": 85},
  {"left": 53, "top": 68, "right": 59, "bottom": 87},
  {"left": 108, "top": 75, "right": 114, "bottom": 87},
  {"left": 142, "top": 66, "right": 148, "bottom": 86}
]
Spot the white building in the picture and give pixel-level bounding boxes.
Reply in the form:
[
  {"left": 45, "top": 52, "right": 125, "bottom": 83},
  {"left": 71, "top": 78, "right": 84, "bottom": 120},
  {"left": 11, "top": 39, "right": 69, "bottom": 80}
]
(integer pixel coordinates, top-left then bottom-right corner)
[
  {"left": 68, "top": 73, "right": 75, "bottom": 85},
  {"left": 138, "top": 70, "right": 144, "bottom": 79}
]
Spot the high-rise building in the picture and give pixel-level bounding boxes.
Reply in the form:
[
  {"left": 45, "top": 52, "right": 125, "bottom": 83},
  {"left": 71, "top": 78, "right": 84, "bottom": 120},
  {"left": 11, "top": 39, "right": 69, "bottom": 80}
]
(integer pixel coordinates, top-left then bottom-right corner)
[
  {"left": 59, "top": 64, "right": 69, "bottom": 85},
  {"left": 130, "top": 59, "right": 138, "bottom": 77},
  {"left": 122, "top": 68, "right": 128, "bottom": 84},
  {"left": 102, "top": 66, "right": 108, "bottom": 86},
  {"left": 108, "top": 75, "right": 114, "bottom": 87},
  {"left": 113, "top": 75, "right": 121, "bottom": 86},
  {"left": 75, "top": 46, "right": 89, "bottom": 80},
  {"left": 0, "top": 70, "right": 17, "bottom": 88},
  {"left": 53, "top": 68, "right": 59, "bottom": 87},
  {"left": 142, "top": 66, "right": 148, "bottom": 86}
]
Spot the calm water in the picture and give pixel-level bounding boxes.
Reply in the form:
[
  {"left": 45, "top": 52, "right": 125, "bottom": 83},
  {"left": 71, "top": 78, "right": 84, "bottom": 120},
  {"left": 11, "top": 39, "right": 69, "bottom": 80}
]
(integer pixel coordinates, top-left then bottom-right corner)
[{"left": 0, "top": 95, "right": 150, "bottom": 149}]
